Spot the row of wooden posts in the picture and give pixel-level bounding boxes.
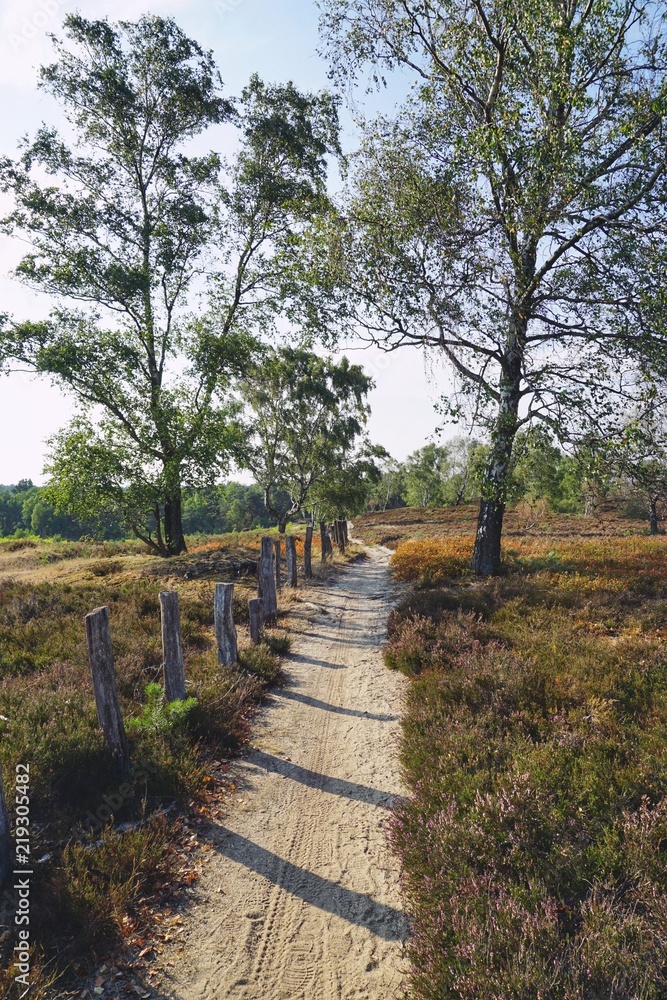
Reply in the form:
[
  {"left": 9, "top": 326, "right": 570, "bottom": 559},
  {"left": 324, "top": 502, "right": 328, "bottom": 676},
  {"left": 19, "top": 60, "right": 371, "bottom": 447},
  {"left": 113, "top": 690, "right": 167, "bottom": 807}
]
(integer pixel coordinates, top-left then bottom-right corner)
[
  {"left": 0, "top": 523, "right": 350, "bottom": 885},
  {"left": 84, "top": 523, "right": 349, "bottom": 776}
]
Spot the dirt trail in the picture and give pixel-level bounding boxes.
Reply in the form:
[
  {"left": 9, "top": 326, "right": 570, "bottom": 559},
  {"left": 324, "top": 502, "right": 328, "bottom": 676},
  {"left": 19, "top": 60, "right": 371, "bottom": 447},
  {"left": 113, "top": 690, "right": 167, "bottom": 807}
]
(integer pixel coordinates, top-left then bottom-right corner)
[{"left": 157, "top": 547, "right": 407, "bottom": 1000}]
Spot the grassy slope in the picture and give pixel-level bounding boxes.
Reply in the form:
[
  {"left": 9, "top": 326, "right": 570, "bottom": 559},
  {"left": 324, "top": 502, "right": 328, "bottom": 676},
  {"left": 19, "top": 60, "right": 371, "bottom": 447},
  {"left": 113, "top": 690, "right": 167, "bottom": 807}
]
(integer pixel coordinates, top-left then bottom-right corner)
[
  {"left": 0, "top": 530, "right": 306, "bottom": 996},
  {"left": 354, "top": 508, "right": 667, "bottom": 999}
]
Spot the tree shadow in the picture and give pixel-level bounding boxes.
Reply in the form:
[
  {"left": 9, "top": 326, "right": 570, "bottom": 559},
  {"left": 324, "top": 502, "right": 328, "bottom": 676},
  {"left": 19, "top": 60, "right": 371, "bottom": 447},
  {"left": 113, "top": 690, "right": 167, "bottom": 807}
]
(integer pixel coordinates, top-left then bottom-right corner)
[
  {"left": 248, "top": 749, "right": 396, "bottom": 807},
  {"left": 210, "top": 828, "right": 408, "bottom": 942},
  {"left": 287, "top": 652, "right": 347, "bottom": 670},
  {"left": 278, "top": 687, "right": 397, "bottom": 722}
]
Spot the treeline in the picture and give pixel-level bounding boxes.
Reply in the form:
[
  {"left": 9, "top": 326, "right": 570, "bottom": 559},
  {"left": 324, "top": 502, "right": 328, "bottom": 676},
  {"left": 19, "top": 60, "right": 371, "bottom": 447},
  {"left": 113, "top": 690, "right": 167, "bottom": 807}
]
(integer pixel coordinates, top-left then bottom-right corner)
[
  {"left": 5, "top": 427, "right": 662, "bottom": 543},
  {"left": 0, "top": 482, "right": 285, "bottom": 541},
  {"left": 368, "top": 431, "right": 662, "bottom": 521}
]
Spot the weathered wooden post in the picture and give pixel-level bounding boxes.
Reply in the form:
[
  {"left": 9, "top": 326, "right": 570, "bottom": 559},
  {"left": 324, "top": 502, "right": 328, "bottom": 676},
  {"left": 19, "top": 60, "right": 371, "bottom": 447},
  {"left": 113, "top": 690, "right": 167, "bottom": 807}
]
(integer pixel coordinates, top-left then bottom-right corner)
[
  {"left": 0, "top": 762, "right": 11, "bottom": 890},
  {"left": 342, "top": 519, "right": 349, "bottom": 545},
  {"left": 320, "top": 521, "right": 329, "bottom": 563},
  {"left": 258, "top": 537, "right": 278, "bottom": 623},
  {"left": 337, "top": 520, "right": 346, "bottom": 554},
  {"left": 304, "top": 525, "right": 313, "bottom": 579},
  {"left": 248, "top": 597, "right": 263, "bottom": 645},
  {"left": 274, "top": 538, "right": 282, "bottom": 591},
  {"left": 159, "top": 590, "right": 186, "bottom": 701},
  {"left": 285, "top": 536, "right": 298, "bottom": 587},
  {"left": 85, "top": 606, "right": 131, "bottom": 775},
  {"left": 215, "top": 583, "right": 238, "bottom": 667}
]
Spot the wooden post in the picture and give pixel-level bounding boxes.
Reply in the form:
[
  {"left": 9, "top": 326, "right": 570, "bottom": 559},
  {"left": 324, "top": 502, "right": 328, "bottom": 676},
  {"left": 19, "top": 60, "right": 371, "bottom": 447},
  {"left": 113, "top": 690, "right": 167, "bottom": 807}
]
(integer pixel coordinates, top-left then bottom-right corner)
[
  {"left": 274, "top": 538, "right": 282, "bottom": 591},
  {"left": 342, "top": 519, "right": 349, "bottom": 545},
  {"left": 337, "top": 520, "right": 346, "bottom": 554},
  {"left": 319, "top": 521, "right": 328, "bottom": 564},
  {"left": 159, "top": 590, "right": 186, "bottom": 701},
  {"left": 249, "top": 597, "right": 263, "bottom": 645},
  {"left": 0, "top": 761, "right": 11, "bottom": 890},
  {"left": 304, "top": 525, "right": 313, "bottom": 579},
  {"left": 258, "top": 537, "right": 278, "bottom": 622},
  {"left": 286, "top": 536, "right": 298, "bottom": 587},
  {"left": 85, "top": 606, "right": 131, "bottom": 775},
  {"left": 215, "top": 583, "right": 238, "bottom": 667}
]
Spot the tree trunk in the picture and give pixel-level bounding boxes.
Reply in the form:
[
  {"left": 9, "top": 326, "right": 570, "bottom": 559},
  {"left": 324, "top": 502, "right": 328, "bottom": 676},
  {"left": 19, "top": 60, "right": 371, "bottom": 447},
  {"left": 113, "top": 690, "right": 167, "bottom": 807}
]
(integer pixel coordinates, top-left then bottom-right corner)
[
  {"left": 650, "top": 496, "right": 659, "bottom": 535},
  {"left": 471, "top": 344, "right": 523, "bottom": 578},
  {"left": 163, "top": 465, "right": 187, "bottom": 556}
]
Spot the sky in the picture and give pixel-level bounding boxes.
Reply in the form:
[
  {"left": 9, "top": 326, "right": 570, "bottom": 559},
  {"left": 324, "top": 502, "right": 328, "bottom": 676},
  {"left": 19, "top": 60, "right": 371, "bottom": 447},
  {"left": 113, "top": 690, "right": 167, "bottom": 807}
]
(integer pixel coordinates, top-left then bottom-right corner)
[{"left": 0, "top": 0, "right": 452, "bottom": 484}]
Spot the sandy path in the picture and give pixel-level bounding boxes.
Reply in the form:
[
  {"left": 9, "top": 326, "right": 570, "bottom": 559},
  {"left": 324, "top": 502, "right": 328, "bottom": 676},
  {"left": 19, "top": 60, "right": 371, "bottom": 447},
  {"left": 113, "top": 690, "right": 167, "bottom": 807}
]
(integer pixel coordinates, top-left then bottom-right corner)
[{"left": 156, "top": 548, "right": 407, "bottom": 1000}]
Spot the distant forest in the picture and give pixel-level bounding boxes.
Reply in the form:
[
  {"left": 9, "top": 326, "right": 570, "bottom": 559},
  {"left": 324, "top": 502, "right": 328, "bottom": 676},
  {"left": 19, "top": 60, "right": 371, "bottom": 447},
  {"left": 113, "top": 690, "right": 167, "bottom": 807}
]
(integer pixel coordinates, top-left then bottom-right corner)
[
  {"left": 1, "top": 429, "right": 659, "bottom": 543},
  {"left": 0, "top": 481, "right": 282, "bottom": 541}
]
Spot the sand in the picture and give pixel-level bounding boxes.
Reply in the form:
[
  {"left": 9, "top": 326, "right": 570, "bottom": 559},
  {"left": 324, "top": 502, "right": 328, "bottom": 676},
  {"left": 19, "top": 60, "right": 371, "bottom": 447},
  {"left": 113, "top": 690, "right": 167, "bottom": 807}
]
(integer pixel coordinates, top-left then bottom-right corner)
[{"left": 156, "top": 547, "right": 408, "bottom": 1000}]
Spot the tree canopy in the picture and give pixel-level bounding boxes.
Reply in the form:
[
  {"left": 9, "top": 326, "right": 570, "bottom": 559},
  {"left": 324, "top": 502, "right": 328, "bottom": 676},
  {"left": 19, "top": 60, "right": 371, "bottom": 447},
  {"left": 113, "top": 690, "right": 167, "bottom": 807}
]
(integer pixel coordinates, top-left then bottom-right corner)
[
  {"left": 0, "top": 14, "right": 340, "bottom": 554},
  {"left": 318, "top": 0, "right": 667, "bottom": 573},
  {"left": 240, "top": 346, "right": 374, "bottom": 530}
]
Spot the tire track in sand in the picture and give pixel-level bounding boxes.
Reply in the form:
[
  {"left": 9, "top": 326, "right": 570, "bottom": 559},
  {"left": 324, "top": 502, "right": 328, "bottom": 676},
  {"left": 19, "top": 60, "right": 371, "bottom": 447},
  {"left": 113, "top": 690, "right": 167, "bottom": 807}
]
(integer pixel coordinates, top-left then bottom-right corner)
[{"left": 157, "top": 547, "right": 407, "bottom": 1000}]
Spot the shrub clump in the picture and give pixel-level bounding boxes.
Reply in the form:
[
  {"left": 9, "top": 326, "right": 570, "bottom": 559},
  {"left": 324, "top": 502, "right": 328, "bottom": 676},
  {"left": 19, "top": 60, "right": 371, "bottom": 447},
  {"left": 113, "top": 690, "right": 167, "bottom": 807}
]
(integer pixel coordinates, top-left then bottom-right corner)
[
  {"left": 387, "top": 540, "right": 667, "bottom": 998},
  {"left": 237, "top": 643, "right": 285, "bottom": 685}
]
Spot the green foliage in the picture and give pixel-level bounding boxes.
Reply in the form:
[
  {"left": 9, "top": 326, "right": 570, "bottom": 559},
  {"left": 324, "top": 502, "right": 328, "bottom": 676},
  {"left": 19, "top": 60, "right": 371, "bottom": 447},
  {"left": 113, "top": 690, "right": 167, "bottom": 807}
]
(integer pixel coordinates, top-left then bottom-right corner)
[
  {"left": 237, "top": 643, "right": 285, "bottom": 685},
  {"left": 241, "top": 346, "right": 376, "bottom": 527},
  {"left": 401, "top": 440, "right": 488, "bottom": 508},
  {"left": 509, "top": 427, "right": 586, "bottom": 512},
  {"left": 318, "top": 0, "right": 667, "bottom": 574},
  {"left": 127, "top": 683, "right": 197, "bottom": 737},
  {"left": 182, "top": 482, "right": 290, "bottom": 534},
  {"left": 0, "top": 15, "right": 341, "bottom": 556},
  {"left": 262, "top": 632, "right": 292, "bottom": 655}
]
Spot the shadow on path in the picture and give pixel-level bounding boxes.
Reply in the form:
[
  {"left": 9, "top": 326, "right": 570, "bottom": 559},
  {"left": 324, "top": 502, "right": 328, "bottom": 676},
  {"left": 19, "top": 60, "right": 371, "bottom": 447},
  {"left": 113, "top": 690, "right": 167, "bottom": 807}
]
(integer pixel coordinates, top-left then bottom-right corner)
[
  {"left": 249, "top": 750, "right": 395, "bottom": 806},
  {"left": 211, "top": 829, "right": 408, "bottom": 942},
  {"left": 278, "top": 687, "right": 397, "bottom": 722}
]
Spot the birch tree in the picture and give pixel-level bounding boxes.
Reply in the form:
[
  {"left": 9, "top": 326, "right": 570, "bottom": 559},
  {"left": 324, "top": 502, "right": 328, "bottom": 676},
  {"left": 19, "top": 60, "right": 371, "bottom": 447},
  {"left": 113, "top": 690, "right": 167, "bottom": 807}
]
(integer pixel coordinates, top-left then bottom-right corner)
[
  {"left": 318, "top": 0, "right": 667, "bottom": 574},
  {"left": 0, "top": 15, "right": 340, "bottom": 554}
]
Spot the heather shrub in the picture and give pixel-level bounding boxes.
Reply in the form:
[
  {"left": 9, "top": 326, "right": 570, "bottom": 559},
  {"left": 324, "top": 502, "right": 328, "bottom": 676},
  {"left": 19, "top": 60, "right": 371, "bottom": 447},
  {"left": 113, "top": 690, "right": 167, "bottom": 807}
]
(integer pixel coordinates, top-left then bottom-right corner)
[
  {"left": 388, "top": 534, "right": 667, "bottom": 998},
  {"left": 392, "top": 537, "right": 474, "bottom": 584},
  {"left": 264, "top": 631, "right": 292, "bottom": 654},
  {"left": 238, "top": 642, "right": 285, "bottom": 684},
  {"left": 0, "top": 536, "right": 289, "bottom": 989}
]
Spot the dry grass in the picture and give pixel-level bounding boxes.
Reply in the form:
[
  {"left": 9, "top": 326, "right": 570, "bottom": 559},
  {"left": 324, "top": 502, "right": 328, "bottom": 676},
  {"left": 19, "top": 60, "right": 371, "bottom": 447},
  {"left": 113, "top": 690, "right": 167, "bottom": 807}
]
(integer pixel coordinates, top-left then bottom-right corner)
[{"left": 353, "top": 502, "right": 651, "bottom": 550}]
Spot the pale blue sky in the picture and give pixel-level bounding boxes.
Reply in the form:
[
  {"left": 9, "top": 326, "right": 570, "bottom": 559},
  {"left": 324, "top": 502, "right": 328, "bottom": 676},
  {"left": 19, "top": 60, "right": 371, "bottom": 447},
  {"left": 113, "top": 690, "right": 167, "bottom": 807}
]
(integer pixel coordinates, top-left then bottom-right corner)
[{"left": 0, "top": 0, "right": 450, "bottom": 483}]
